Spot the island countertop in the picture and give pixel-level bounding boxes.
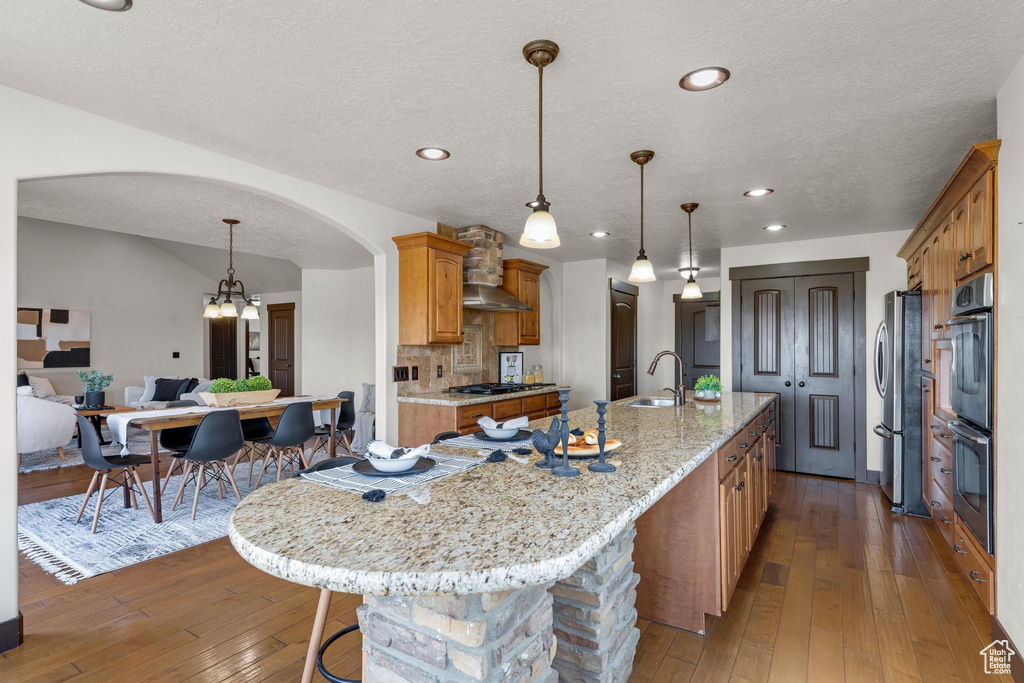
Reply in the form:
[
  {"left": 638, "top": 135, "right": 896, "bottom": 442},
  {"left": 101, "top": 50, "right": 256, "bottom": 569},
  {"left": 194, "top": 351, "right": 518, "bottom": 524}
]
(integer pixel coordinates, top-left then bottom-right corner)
[
  {"left": 229, "top": 390, "right": 776, "bottom": 596},
  {"left": 395, "top": 385, "right": 561, "bottom": 407}
]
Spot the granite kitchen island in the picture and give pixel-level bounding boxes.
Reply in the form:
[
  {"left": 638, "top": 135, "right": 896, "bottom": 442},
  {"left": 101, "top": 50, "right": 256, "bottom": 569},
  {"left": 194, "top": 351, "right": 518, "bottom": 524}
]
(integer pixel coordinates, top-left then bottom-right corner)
[{"left": 230, "top": 390, "right": 777, "bottom": 682}]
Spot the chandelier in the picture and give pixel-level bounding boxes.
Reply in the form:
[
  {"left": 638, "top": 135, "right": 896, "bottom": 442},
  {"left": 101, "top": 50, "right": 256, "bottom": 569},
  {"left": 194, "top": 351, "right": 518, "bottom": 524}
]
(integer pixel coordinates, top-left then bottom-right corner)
[{"left": 203, "top": 219, "right": 258, "bottom": 320}]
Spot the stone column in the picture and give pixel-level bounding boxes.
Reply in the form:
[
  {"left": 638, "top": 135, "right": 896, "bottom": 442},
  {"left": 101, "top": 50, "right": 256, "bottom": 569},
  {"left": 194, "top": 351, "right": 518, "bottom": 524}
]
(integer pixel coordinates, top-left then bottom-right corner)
[
  {"left": 359, "top": 583, "right": 557, "bottom": 682},
  {"left": 548, "top": 524, "right": 641, "bottom": 682}
]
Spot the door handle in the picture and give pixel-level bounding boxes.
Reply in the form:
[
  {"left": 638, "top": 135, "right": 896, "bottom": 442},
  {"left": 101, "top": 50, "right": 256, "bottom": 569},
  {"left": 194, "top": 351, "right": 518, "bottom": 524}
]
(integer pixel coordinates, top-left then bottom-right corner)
[
  {"left": 784, "top": 381, "right": 791, "bottom": 387},
  {"left": 947, "top": 420, "right": 986, "bottom": 444},
  {"left": 798, "top": 381, "right": 805, "bottom": 388},
  {"left": 873, "top": 424, "right": 893, "bottom": 439},
  {"left": 613, "top": 374, "right": 621, "bottom": 379}
]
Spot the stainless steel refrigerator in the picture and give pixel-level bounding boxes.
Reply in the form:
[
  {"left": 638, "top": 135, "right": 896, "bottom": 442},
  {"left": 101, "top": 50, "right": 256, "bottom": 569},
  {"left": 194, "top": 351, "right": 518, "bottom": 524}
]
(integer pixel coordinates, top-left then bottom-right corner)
[{"left": 873, "top": 290, "right": 927, "bottom": 515}]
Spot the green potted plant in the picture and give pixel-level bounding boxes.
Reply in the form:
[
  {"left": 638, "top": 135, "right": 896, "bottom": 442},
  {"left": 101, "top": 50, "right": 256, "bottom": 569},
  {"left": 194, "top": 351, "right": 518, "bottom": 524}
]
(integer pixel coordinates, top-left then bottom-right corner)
[
  {"left": 200, "top": 376, "right": 278, "bottom": 407},
  {"left": 694, "top": 375, "right": 722, "bottom": 401},
  {"left": 74, "top": 369, "right": 114, "bottom": 408}
]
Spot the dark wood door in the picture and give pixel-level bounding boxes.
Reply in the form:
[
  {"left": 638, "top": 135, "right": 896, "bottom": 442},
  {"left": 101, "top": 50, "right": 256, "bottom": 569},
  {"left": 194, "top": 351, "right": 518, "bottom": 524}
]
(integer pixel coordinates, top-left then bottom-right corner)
[
  {"left": 741, "top": 279, "right": 796, "bottom": 471},
  {"left": 209, "top": 316, "right": 237, "bottom": 380},
  {"left": 267, "top": 303, "right": 296, "bottom": 396},
  {"left": 793, "top": 274, "right": 856, "bottom": 478},
  {"left": 610, "top": 284, "right": 637, "bottom": 400},
  {"left": 676, "top": 300, "right": 720, "bottom": 390}
]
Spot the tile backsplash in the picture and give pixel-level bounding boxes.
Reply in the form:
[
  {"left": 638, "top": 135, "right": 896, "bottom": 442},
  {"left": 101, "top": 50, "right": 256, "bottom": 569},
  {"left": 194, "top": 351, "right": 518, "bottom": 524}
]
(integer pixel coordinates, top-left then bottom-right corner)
[{"left": 396, "top": 309, "right": 517, "bottom": 394}]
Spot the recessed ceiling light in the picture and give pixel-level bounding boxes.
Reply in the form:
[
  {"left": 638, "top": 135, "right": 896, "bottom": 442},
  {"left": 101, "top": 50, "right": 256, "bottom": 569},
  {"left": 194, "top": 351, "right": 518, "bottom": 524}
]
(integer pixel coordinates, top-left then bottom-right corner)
[
  {"left": 764, "top": 224, "right": 786, "bottom": 231},
  {"left": 416, "top": 147, "right": 450, "bottom": 161},
  {"left": 590, "top": 231, "right": 610, "bottom": 238},
  {"left": 79, "top": 0, "right": 132, "bottom": 10},
  {"left": 680, "top": 67, "right": 730, "bottom": 91},
  {"left": 744, "top": 188, "right": 774, "bottom": 198}
]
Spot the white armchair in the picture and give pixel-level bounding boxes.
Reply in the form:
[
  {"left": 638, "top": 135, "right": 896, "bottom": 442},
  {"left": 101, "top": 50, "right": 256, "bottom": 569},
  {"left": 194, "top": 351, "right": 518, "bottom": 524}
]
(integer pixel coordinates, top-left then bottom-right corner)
[{"left": 17, "top": 394, "right": 76, "bottom": 462}]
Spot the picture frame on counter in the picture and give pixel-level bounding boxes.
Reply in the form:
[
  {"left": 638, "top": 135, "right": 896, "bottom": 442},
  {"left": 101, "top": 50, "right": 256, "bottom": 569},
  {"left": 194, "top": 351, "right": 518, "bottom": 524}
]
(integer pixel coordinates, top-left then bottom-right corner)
[{"left": 499, "top": 351, "right": 524, "bottom": 384}]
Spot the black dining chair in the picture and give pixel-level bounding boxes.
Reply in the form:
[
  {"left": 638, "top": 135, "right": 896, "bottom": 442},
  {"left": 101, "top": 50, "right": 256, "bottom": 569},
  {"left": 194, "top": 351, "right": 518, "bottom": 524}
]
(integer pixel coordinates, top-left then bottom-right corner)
[
  {"left": 159, "top": 400, "right": 200, "bottom": 495},
  {"left": 253, "top": 402, "right": 316, "bottom": 488},
  {"left": 169, "top": 410, "right": 245, "bottom": 520},
  {"left": 296, "top": 455, "right": 359, "bottom": 477},
  {"left": 232, "top": 416, "right": 276, "bottom": 486},
  {"left": 310, "top": 391, "right": 356, "bottom": 457},
  {"left": 432, "top": 431, "right": 463, "bottom": 444},
  {"left": 74, "top": 416, "right": 155, "bottom": 534}
]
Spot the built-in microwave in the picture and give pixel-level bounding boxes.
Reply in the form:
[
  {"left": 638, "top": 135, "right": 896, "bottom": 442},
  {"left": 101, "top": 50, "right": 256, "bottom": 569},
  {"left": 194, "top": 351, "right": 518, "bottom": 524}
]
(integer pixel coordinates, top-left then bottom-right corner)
[{"left": 947, "top": 274, "right": 994, "bottom": 431}]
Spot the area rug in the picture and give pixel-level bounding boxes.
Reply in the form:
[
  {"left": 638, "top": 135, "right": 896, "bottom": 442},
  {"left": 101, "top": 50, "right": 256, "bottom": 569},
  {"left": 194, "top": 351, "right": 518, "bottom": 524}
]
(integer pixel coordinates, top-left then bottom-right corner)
[
  {"left": 18, "top": 427, "right": 151, "bottom": 474},
  {"left": 18, "top": 452, "right": 327, "bottom": 584}
]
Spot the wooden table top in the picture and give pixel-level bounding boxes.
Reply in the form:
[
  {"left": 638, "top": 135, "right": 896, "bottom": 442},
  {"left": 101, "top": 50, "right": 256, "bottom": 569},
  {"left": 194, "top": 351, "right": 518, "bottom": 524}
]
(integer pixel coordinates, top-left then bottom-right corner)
[
  {"left": 74, "top": 403, "right": 137, "bottom": 417},
  {"left": 129, "top": 396, "right": 344, "bottom": 431}
]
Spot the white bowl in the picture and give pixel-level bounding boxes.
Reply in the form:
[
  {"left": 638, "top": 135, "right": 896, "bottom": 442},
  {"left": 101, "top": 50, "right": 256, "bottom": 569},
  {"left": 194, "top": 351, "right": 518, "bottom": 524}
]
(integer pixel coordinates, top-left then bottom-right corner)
[
  {"left": 481, "top": 425, "right": 520, "bottom": 439},
  {"left": 367, "top": 455, "right": 420, "bottom": 473}
]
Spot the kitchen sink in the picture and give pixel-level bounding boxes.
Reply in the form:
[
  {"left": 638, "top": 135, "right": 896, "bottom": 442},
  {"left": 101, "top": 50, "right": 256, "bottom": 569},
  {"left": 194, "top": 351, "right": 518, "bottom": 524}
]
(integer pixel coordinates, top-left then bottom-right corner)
[{"left": 626, "top": 398, "right": 677, "bottom": 408}]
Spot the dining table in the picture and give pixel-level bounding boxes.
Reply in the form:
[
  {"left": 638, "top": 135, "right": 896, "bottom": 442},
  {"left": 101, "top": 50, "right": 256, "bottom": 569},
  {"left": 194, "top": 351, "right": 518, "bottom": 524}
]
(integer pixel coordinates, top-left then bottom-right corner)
[{"left": 121, "top": 395, "right": 344, "bottom": 522}]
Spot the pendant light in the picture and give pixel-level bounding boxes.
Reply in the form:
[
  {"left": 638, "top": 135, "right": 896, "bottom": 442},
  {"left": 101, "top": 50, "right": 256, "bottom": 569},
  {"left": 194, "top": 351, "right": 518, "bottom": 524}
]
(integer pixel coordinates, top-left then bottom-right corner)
[
  {"left": 628, "top": 150, "right": 656, "bottom": 283},
  {"left": 680, "top": 203, "right": 703, "bottom": 299},
  {"left": 203, "top": 219, "right": 259, "bottom": 319},
  {"left": 520, "top": 40, "right": 561, "bottom": 249}
]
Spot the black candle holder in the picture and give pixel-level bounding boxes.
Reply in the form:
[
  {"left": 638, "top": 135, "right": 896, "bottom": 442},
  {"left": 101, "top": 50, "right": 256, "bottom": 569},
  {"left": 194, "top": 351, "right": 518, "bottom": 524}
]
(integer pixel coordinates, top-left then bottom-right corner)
[
  {"left": 588, "top": 400, "right": 615, "bottom": 472},
  {"left": 552, "top": 387, "right": 579, "bottom": 477}
]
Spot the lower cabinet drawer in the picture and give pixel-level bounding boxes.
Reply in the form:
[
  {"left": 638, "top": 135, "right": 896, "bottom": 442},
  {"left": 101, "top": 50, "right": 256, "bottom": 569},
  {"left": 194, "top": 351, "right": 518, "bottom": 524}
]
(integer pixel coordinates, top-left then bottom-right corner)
[
  {"left": 546, "top": 392, "right": 562, "bottom": 410},
  {"left": 929, "top": 440, "right": 953, "bottom": 498},
  {"left": 523, "top": 394, "right": 548, "bottom": 414},
  {"left": 458, "top": 403, "right": 492, "bottom": 428},
  {"left": 718, "top": 437, "right": 743, "bottom": 477},
  {"left": 952, "top": 522, "right": 994, "bottom": 614},
  {"left": 493, "top": 398, "right": 524, "bottom": 421},
  {"left": 928, "top": 479, "right": 955, "bottom": 547}
]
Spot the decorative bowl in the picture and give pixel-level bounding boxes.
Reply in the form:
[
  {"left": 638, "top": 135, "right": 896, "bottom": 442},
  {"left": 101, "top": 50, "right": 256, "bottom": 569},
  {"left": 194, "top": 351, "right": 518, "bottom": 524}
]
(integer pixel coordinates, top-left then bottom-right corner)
[
  {"left": 481, "top": 425, "right": 520, "bottom": 439},
  {"left": 367, "top": 455, "right": 420, "bottom": 473}
]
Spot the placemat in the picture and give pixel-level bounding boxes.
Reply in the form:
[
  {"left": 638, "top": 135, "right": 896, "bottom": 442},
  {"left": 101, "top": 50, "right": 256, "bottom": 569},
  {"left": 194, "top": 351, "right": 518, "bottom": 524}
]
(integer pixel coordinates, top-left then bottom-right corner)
[
  {"left": 300, "top": 453, "right": 485, "bottom": 494},
  {"left": 438, "top": 433, "right": 535, "bottom": 450}
]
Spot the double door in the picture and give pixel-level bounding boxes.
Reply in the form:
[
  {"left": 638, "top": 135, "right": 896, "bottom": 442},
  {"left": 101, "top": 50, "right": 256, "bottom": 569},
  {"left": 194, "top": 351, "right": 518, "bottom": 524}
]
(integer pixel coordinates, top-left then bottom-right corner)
[{"left": 740, "top": 274, "right": 856, "bottom": 478}]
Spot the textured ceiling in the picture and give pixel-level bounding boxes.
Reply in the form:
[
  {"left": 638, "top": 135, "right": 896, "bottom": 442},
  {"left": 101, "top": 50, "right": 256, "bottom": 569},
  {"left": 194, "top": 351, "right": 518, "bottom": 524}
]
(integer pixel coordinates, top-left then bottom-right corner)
[
  {"left": 4, "top": 1, "right": 1024, "bottom": 277},
  {"left": 147, "top": 238, "right": 301, "bottom": 294},
  {"left": 17, "top": 175, "right": 372, "bottom": 270}
]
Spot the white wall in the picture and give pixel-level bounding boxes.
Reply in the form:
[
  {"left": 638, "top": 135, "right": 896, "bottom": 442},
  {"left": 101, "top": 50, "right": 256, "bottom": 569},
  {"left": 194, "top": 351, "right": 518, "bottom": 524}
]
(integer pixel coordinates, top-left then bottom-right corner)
[
  {"left": 301, "top": 267, "right": 376, "bottom": 396},
  {"left": 996, "top": 51, "right": 1024, "bottom": 648},
  {"left": 719, "top": 231, "right": 911, "bottom": 473},
  {"left": 18, "top": 217, "right": 216, "bottom": 400}
]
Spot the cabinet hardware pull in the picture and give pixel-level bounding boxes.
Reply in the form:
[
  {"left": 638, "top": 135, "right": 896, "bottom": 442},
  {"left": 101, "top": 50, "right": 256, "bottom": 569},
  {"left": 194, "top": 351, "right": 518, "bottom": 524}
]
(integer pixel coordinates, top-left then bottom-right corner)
[
  {"left": 969, "top": 570, "right": 986, "bottom": 583},
  {"left": 472, "top": 413, "right": 484, "bottom": 418},
  {"left": 930, "top": 456, "right": 940, "bottom": 462},
  {"left": 739, "top": 442, "right": 749, "bottom": 448},
  {"left": 734, "top": 483, "right": 742, "bottom": 491},
  {"left": 930, "top": 500, "right": 940, "bottom": 508},
  {"left": 930, "top": 425, "right": 940, "bottom": 431},
  {"left": 940, "top": 516, "right": 951, "bottom": 524},
  {"left": 952, "top": 544, "right": 966, "bottom": 554},
  {"left": 923, "top": 385, "right": 930, "bottom": 390},
  {"left": 939, "top": 433, "right": 949, "bottom": 439},
  {"left": 924, "top": 359, "right": 931, "bottom": 364},
  {"left": 940, "top": 468, "right": 952, "bottom": 475},
  {"left": 750, "top": 431, "right": 757, "bottom": 437},
  {"left": 727, "top": 455, "right": 737, "bottom": 462},
  {"left": 756, "top": 455, "right": 763, "bottom": 462},
  {"left": 934, "top": 324, "right": 942, "bottom": 330}
]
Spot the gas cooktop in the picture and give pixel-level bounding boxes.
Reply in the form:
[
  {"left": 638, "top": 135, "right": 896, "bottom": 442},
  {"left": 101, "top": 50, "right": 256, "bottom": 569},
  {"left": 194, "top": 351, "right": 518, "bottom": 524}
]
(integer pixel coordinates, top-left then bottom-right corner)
[{"left": 448, "top": 383, "right": 556, "bottom": 395}]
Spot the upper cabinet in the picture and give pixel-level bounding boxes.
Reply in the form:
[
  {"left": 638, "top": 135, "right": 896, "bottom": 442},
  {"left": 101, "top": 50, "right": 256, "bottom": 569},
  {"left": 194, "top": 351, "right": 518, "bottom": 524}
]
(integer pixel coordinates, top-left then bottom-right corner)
[
  {"left": 393, "top": 232, "right": 472, "bottom": 345},
  {"left": 494, "top": 259, "right": 548, "bottom": 346},
  {"left": 965, "top": 170, "right": 995, "bottom": 277}
]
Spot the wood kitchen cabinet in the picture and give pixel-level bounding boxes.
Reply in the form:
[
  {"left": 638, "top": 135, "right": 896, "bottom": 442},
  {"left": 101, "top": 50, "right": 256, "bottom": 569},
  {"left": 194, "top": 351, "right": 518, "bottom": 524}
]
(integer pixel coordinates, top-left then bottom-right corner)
[
  {"left": 966, "top": 170, "right": 994, "bottom": 277},
  {"left": 397, "top": 390, "right": 561, "bottom": 446},
  {"left": 494, "top": 259, "right": 548, "bottom": 346},
  {"left": 393, "top": 232, "right": 472, "bottom": 345}
]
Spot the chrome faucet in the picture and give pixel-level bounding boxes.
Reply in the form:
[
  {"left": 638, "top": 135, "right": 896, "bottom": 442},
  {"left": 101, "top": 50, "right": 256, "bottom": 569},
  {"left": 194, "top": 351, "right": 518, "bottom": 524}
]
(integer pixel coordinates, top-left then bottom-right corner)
[{"left": 647, "top": 350, "right": 686, "bottom": 406}]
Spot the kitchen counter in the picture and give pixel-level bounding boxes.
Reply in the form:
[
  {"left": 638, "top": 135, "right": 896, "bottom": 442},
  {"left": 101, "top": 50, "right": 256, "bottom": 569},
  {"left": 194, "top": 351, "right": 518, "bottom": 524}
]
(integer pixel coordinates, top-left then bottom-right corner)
[
  {"left": 395, "top": 385, "right": 561, "bottom": 407},
  {"left": 230, "top": 390, "right": 774, "bottom": 595},
  {"left": 230, "top": 390, "right": 776, "bottom": 681}
]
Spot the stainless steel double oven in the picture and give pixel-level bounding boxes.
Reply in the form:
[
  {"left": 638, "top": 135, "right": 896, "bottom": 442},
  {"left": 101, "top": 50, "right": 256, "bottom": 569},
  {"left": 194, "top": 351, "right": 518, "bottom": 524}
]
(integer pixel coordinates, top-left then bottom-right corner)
[{"left": 945, "top": 273, "right": 994, "bottom": 553}]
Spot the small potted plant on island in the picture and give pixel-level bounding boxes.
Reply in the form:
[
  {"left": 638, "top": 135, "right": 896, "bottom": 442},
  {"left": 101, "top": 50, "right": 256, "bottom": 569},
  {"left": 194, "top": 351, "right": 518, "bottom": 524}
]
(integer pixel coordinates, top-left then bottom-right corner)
[
  {"left": 694, "top": 374, "right": 722, "bottom": 402},
  {"left": 199, "top": 375, "right": 278, "bottom": 407},
  {"left": 74, "top": 369, "right": 113, "bottom": 408}
]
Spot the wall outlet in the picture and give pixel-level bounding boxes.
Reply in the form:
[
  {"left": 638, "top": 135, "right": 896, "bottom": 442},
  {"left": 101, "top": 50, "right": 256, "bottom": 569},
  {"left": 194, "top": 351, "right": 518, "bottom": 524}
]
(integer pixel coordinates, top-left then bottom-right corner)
[
  {"left": 437, "top": 365, "right": 443, "bottom": 379},
  {"left": 393, "top": 366, "right": 410, "bottom": 382},
  {"left": 411, "top": 366, "right": 419, "bottom": 381},
  {"left": 172, "top": 351, "right": 180, "bottom": 359}
]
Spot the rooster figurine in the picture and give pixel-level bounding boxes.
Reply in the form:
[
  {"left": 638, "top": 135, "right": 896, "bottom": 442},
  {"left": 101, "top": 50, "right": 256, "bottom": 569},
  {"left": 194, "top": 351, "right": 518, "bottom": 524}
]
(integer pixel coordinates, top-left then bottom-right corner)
[{"left": 531, "top": 417, "right": 561, "bottom": 469}]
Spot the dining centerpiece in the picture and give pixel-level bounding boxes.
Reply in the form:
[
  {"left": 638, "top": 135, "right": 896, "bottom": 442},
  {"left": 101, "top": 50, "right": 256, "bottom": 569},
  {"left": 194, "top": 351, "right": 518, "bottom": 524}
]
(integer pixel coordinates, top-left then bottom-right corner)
[
  {"left": 199, "top": 375, "right": 280, "bottom": 407},
  {"left": 74, "top": 369, "right": 113, "bottom": 408},
  {"left": 693, "top": 374, "right": 722, "bottom": 402}
]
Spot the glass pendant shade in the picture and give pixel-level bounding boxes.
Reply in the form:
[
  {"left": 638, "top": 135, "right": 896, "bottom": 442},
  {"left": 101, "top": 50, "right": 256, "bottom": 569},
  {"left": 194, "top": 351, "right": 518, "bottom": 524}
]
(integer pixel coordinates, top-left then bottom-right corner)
[
  {"left": 203, "top": 302, "right": 221, "bottom": 318},
  {"left": 220, "top": 300, "right": 238, "bottom": 317},
  {"left": 681, "top": 276, "right": 703, "bottom": 299},
  {"left": 628, "top": 256, "right": 656, "bottom": 283},
  {"left": 520, "top": 209, "right": 560, "bottom": 248},
  {"left": 241, "top": 303, "right": 259, "bottom": 320}
]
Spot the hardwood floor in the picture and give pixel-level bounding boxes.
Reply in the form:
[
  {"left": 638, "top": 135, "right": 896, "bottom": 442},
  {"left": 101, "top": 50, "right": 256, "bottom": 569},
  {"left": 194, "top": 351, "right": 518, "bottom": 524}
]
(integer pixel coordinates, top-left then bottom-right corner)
[
  {"left": 7, "top": 465, "right": 1004, "bottom": 681},
  {"left": 630, "top": 472, "right": 1009, "bottom": 683}
]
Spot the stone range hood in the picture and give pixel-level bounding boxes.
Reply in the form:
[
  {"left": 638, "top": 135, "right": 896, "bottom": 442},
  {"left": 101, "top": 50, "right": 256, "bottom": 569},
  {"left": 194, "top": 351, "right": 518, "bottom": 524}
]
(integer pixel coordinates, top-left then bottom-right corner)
[{"left": 454, "top": 225, "right": 533, "bottom": 312}]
